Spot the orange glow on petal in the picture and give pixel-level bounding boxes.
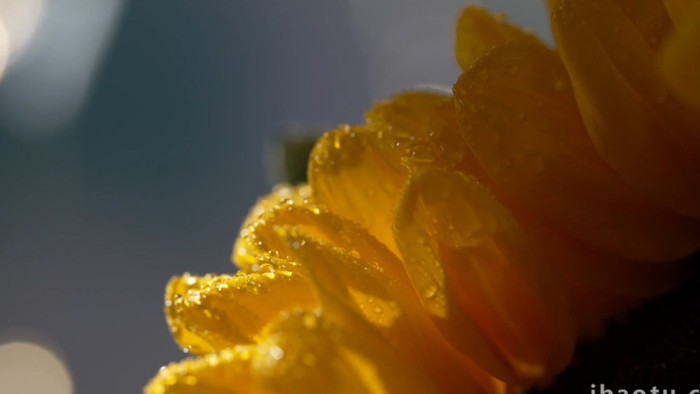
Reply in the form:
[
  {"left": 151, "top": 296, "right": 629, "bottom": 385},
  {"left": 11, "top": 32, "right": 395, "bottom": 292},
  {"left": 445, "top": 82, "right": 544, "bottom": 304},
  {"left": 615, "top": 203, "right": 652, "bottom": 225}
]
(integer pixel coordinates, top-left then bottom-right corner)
[
  {"left": 258, "top": 311, "right": 443, "bottom": 394},
  {"left": 309, "top": 125, "right": 405, "bottom": 256},
  {"left": 233, "top": 184, "right": 313, "bottom": 271},
  {"left": 164, "top": 270, "right": 316, "bottom": 355},
  {"left": 550, "top": 0, "right": 700, "bottom": 217},
  {"left": 454, "top": 41, "right": 700, "bottom": 261},
  {"left": 660, "top": 0, "right": 700, "bottom": 111},
  {"left": 455, "top": 6, "right": 543, "bottom": 71},
  {"left": 663, "top": 0, "right": 697, "bottom": 25},
  {"left": 394, "top": 168, "right": 575, "bottom": 385}
]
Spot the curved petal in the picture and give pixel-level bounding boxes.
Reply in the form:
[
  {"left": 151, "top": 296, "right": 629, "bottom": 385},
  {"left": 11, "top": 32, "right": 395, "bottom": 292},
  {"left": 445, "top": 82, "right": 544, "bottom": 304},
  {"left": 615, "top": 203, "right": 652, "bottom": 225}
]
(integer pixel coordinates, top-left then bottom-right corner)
[
  {"left": 236, "top": 186, "right": 510, "bottom": 392},
  {"left": 663, "top": 0, "right": 696, "bottom": 25},
  {"left": 309, "top": 93, "right": 492, "bottom": 257},
  {"left": 455, "top": 5, "right": 542, "bottom": 71},
  {"left": 145, "top": 345, "right": 257, "bottom": 394},
  {"left": 393, "top": 168, "right": 576, "bottom": 385},
  {"left": 660, "top": 0, "right": 700, "bottom": 111},
  {"left": 309, "top": 125, "right": 406, "bottom": 255},
  {"left": 234, "top": 189, "right": 409, "bottom": 283},
  {"left": 147, "top": 311, "right": 442, "bottom": 394},
  {"left": 550, "top": 0, "right": 700, "bottom": 217},
  {"left": 265, "top": 223, "right": 511, "bottom": 393},
  {"left": 365, "top": 91, "right": 491, "bottom": 180},
  {"left": 232, "top": 184, "right": 313, "bottom": 271},
  {"left": 454, "top": 41, "right": 700, "bottom": 261},
  {"left": 253, "top": 311, "right": 441, "bottom": 394},
  {"left": 165, "top": 269, "right": 316, "bottom": 355}
]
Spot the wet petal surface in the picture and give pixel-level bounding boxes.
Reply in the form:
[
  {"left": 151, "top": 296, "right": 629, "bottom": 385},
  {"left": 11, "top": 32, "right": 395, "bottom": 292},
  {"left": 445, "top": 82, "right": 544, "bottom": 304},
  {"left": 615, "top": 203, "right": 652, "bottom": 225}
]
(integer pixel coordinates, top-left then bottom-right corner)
[
  {"left": 456, "top": 6, "right": 542, "bottom": 71},
  {"left": 454, "top": 41, "right": 700, "bottom": 261},
  {"left": 256, "top": 211, "right": 511, "bottom": 393},
  {"left": 550, "top": 0, "right": 700, "bottom": 217},
  {"left": 660, "top": 0, "right": 700, "bottom": 111},
  {"left": 309, "top": 125, "right": 406, "bottom": 255},
  {"left": 165, "top": 269, "right": 316, "bottom": 355},
  {"left": 394, "top": 168, "right": 575, "bottom": 385},
  {"left": 147, "top": 311, "right": 440, "bottom": 394}
]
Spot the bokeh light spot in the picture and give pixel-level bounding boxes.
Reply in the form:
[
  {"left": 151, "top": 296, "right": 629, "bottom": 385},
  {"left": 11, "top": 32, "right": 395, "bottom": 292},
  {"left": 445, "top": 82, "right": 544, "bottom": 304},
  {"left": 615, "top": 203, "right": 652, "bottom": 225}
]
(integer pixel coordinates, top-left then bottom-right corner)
[{"left": 0, "top": 340, "right": 73, "bottom": 394}]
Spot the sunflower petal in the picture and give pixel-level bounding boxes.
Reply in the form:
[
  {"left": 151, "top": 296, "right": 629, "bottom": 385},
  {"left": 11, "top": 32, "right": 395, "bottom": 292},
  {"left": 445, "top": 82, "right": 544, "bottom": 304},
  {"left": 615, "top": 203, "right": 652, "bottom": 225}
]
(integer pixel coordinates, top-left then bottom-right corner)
[
  {"left": 145, "top": 345, "right": 257, "bottom": 394},
  {"left": 309, "top": 94, "right": 493, "bottom": 256},
  {"left": 267, "top": 310, "right": 447, "bottom": 394},
  {"left": 308, "top": 125, "right": 406, "bottom": 255},
  {"left": 236, "top": 187, "right": 511, "bottom": 392},
  {"left": 233, "top": 184, "right": 313, "bottom": 271},
  {"left": 165, "top": 269, "right": 316, "bottom": 355},
  {"left": 262, "top": 222, "right": 511, "bottom": 393},
  {"left": 394, "top": 168, "right": 575, "bottom": 385},
  {"left": 550, "top": 0, "right": 700, "bottom": 217},
  {"left": 660, "top": 0, "right": 700, "bottom": 111},
  {"left": 454, "top": 41, "right": 700, "bottom": 261},
  {"left": 663, "top": 0, "right": 696, "bottom": 25},
  {"left": 149, "top": 309, "right": 442, "bottom": 394},
  {"left": 365, "top": 91, "right": 492, "bottom": 180},
  {"left": 455, "top": 6, "right": 542, "bottom": 71}
]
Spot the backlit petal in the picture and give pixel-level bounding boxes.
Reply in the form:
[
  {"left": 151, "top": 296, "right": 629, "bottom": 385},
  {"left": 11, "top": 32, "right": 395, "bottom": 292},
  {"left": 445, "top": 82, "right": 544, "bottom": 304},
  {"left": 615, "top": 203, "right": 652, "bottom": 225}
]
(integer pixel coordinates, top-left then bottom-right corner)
[
  {"left": 262, "top": 310, "right": 445, "bottom": 394},
  {"left": 260, "top": 217, "right": 511, "bottom": 393},
  {"left": 365, "top": 91, "right": 491, "bottom": 179},
  {"left": 455, "top": 6, "right": 542, "bottom": 71},
  {"left": 148, "top": 310, "right": 442, "bottom": 394},
  {"left": 394, "top": 168, "right": 575, "bottom": 385},
  {"left": 309, "top": 126, "right": 406, "bottom": 255},
  {"left": 663, "top": 0, "right": 696, "bottom": 25},
  {"left": 165, "top": 269, "right": 316, "bottom": 355},
  {"left": 660, "top": 0, "right": 700, "bottom": 111},
  {"left": 145, "top": 345, "right": 257, "bottom": 394},
  {"left": 550, "top": 0, "right": 700, "bottom": 217},
  {"left": 310, "top": 93, "right": 493, "bottom": 256},
  {"left": 233, "top": 184, "right": 313, "bottom": 271},
  {"left": 454, "top": 41, "right": 700, "bottom": 261}
]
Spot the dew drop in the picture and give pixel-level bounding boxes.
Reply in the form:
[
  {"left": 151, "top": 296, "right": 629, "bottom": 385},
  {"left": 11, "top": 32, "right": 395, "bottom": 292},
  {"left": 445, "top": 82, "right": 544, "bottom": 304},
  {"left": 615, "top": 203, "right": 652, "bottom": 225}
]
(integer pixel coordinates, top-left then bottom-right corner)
[
  {"left": 269, "top": 345, "right": 285, "bottom": 361},
  {"left": 422, "top": 281, "right": 439, "bottom": 300}
]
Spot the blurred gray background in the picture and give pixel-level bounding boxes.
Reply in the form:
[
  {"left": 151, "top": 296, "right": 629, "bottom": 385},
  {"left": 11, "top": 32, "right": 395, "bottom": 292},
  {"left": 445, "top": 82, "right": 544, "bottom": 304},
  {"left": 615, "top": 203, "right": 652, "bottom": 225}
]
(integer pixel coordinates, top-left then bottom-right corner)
[{"left": 0, "top": 1, "right": 549, "bottom": 392}]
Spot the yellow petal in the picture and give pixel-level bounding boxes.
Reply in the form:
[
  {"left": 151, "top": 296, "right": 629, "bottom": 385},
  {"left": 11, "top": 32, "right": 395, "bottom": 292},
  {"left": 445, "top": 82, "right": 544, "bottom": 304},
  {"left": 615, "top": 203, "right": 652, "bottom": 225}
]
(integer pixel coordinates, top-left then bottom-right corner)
[
  {"left": 237, "top": 194, "right": 414, "bottom": 331},
  {"left": 663, "top": 0, "right": 697, "bottom": 25},
  {"left": 165, "top": 269, "right": 316, "bottom": 355},
  {"left": 238, "top": 189, "right": 510, "bottom": 392},
  {"left": 455, "top": 6, "right": 542, "bottom": 71},
  {"left": 365, "top": 91, "right": 491, "bottom": 180},
  {"left": 145, "top": 345, "right": 257, "bottom": 394},
  {"left": 550, "top": 0, "right": 700, "bottom": 217},
  {"left": 454, "top": 41, "right": 700, "bottom": 261},
  {"left": 660, "top": 0, "right": 700, "bottom": 111},
  {"left": 261, "top": 225, "right": 510, "bottom": 393},
  {"left": 309, "top": 94, "right": 491, "bottom": 256},
  {"left": 309, "top": 125, "right": 407, "bottom": 255},
  {"left": 232, "top": 184, "right": 313, "bottom": 271},
  {"left": 394, "top": 168, "right": 575, "bottom": 385},
  {"left": 261, "top": 310, "right": 445, "bottom": 394},
  {"left": 148, "top": 310, "right": 441, "bottom": 394},
  {"left": 235, "top": 190, "right": 411, "bottom": 284}
]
